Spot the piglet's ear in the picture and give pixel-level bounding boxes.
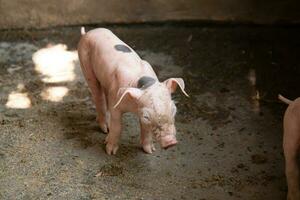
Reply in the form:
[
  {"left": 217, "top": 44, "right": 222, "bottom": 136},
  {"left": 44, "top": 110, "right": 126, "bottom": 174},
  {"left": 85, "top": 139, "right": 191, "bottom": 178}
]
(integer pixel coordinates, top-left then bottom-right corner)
[
  {"left": 164, "top": 78, "right": 189, "bottom": 97},
  {"left": 113, "top": 87, "right": 143, "bottom": 109}
]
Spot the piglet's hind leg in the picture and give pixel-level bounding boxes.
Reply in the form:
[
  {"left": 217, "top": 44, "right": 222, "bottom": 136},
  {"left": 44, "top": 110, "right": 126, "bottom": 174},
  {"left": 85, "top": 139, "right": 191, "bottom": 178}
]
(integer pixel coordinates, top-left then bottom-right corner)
[{"left": 78, "top": 52, "right": 108, "bottom": 133}]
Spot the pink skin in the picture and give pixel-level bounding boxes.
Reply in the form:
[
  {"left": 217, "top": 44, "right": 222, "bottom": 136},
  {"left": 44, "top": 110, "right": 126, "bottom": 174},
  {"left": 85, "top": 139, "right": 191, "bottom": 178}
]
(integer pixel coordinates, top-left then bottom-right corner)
[
  {"left": 77, "top": 27, "right": 188, "bottom": 155},
  {"left": 279, "top": 94, "right": 300, "bottom": 200},
  {"left": 161, "top": 135, "right": 178, "bottom": 149}
]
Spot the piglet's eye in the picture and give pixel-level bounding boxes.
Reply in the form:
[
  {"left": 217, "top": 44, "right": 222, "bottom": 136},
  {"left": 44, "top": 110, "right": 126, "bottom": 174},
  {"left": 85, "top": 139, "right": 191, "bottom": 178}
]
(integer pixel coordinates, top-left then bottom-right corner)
[
  {"left": 141, "top": 110, "right": 151, "bottom": 123},
  {"left": 143, "top": 113, "right": 150, "bottom": 121}
]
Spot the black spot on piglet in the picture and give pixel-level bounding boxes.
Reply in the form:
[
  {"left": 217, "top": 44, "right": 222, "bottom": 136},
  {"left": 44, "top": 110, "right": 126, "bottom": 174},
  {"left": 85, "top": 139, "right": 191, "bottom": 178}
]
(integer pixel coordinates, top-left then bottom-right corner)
[
  {"left": 137, "top": 76, "right": 156, "bottom": 89},
  {"left": 114, "top": 44, "right": 132, "bottom": 53}
]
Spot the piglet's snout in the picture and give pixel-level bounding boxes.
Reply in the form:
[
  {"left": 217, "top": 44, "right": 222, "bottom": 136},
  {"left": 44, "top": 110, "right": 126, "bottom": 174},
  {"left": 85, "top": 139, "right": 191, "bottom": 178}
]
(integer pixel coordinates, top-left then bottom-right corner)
[{"left": 160, "top": 135, "right": 177, "bottom": 149}]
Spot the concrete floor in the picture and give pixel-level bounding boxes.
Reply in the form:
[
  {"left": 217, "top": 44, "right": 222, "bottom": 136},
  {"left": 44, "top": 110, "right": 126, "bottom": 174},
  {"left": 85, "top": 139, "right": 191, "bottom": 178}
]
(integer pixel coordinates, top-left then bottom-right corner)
[{"left": 1, "top": 25, "right": 300, "bottom": 199}]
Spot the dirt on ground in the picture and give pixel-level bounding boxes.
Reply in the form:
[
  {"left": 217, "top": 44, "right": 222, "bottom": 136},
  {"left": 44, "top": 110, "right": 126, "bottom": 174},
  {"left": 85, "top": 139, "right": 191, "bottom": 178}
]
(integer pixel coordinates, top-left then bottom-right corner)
[{"left": 1, "top": 25, "right": 300, "bottom": 199}]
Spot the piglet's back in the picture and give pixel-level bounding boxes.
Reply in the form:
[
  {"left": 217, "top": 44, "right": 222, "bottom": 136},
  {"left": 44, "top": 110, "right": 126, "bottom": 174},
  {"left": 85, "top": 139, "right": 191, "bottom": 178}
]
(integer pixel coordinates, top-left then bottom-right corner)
[{"left": 78, "top": 28, "right": 143, "bottom": 89}]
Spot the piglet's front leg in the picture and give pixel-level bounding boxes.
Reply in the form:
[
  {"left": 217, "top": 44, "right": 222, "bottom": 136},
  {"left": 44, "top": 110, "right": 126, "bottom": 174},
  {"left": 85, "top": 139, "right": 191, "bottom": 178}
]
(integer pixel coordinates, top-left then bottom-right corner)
[
  {"left": 140, "top": 124, "right": 155, "bottom": 154},
  {"left": 105, "top": 109, "right": 122, "bottom": 155}
]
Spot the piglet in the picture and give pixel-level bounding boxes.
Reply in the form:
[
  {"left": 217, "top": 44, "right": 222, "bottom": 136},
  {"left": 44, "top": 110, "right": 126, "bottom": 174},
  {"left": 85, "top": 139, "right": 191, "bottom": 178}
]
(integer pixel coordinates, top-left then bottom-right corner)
[
  {"left": 77, "top": 27, "right": 188, "bottom": 155},
  {"left": 279, "top": 94, "right": 300, "bottom": 200}
]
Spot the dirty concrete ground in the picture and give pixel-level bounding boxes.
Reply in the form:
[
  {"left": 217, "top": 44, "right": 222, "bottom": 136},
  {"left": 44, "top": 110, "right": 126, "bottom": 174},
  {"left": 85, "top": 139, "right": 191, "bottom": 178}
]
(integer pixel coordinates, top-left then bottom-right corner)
[{"left": 1, "top": 25, "right": 300, "bottom": 200}]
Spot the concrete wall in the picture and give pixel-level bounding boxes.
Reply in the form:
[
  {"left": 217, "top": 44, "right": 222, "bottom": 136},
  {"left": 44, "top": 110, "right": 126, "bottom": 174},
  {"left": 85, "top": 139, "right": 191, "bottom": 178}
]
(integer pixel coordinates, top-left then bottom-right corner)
[{"left": 0, "top": 0, "right": 300, "bottom": 29}]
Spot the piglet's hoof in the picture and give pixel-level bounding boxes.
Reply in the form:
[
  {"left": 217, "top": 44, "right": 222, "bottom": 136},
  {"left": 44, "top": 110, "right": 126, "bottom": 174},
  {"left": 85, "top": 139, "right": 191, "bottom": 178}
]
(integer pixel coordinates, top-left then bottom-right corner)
[
  {"left": 105, "top": 143, "right": 119, "bottom": 155},
  {"left": 100, "top": 123, "right": 108, "bottom": 134},
  {"left": 142, "top": 143, "right": 156, "bottom": 154},
  {"left": 97, "top": 117, "right": 108, "bottom": 134}
]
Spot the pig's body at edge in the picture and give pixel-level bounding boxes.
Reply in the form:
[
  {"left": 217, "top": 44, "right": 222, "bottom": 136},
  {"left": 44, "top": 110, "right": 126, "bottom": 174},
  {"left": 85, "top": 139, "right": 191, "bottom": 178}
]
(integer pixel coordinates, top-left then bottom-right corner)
[
  {"left": 279, "top": 95, "right": 300, "bottom": 200},
  {"left": 77, "top": 28, "right": 188, "bottom": 155}
]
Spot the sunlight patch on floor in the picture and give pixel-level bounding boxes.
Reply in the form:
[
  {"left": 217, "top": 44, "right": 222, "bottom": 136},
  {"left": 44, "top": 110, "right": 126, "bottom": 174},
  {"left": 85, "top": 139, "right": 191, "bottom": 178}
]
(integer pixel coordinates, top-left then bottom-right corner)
[
  {"left": 32, "top": 44, "right": 78, "bottom": 83},
  {"left": 6, "top": 92, "right": 31, "bottom": 109},
  {"left": 41, "top": 86, "right": 69, "bottom": 102}
]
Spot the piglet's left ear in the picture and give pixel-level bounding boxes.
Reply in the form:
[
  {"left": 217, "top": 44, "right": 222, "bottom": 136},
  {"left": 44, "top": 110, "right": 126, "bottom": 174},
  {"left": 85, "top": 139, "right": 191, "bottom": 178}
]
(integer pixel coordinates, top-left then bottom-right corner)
[
  {"left": 113, "top": 87, "right": 143, "bottom": 109},
  {"left": 164, "top": 78, "right": 189, "bottom": 97}
]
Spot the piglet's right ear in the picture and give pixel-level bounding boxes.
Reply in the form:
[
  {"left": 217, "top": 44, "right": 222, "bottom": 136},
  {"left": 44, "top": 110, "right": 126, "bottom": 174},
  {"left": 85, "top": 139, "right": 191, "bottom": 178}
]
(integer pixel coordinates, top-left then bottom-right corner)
[
  {"left": 113, "top": 87, "right": 143, "bottom": 109},
  {"left": 164, "top": 78, "right": 189, "bottom": 97}
]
